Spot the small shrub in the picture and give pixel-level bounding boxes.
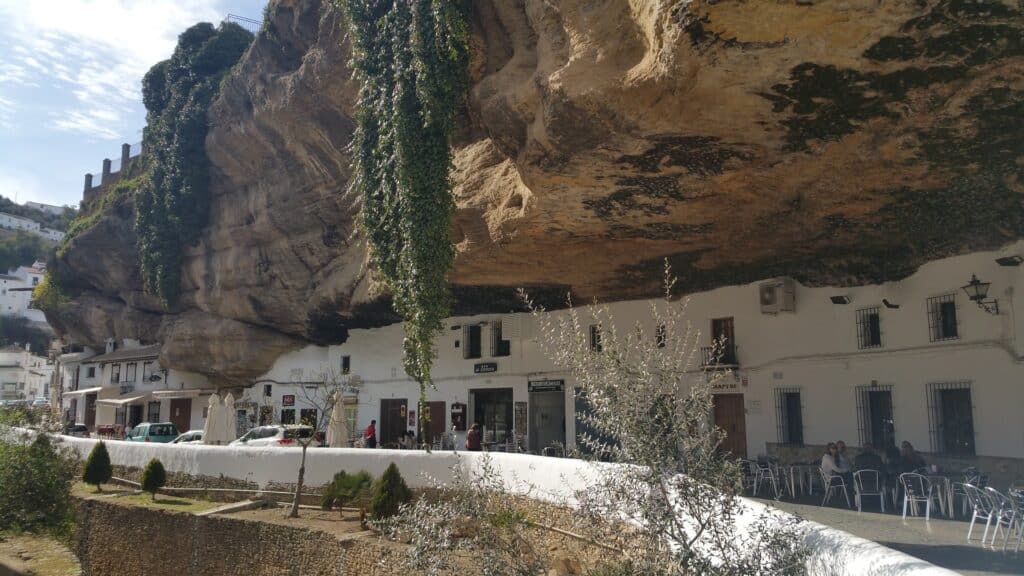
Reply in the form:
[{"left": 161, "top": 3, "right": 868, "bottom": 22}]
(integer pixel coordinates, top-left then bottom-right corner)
[
  {"left": 0, "top": 435, "right": 77, "bottom": 535},
  {"left": 321, "top": 470, "right": 373, "bottom": 518},
  {"left": 140, "top": 458, "right": 166, "bottom": 501},
  {"left": 82, "top": 441, "right": 112, "bottom": 492},
  {"left": 370, "top": 462, "right": 412, "bottom": 520}
]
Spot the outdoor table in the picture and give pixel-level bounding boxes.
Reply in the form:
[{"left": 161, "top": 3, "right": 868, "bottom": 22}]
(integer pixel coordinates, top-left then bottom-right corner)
[
  {"left": 926, "top": 473, "right": 956, "bottom": 517},
  {"left": 787, "top": 464, "right": 819, "bottom": 497}
]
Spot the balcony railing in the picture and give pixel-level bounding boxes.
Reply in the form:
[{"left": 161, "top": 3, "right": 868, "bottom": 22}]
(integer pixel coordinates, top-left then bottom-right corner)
[
  {"left": 701, "top": 345, "right": 738, "bottom": 368},
  {"left": 119, "top": 383, "right": 134, "bottom": 395}
]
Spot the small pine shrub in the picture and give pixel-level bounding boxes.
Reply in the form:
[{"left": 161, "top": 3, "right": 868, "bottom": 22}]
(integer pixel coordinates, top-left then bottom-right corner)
[
  {"left": 370, "top": 462, "right": 412, "bottom": 520},
  {"left": 321, "top": 470, "right": 373, "bottom": 517},
  {"left": 82, "top": 441, "right": 112, "bottom": 492},
  {"left": 140, "top": 458, "right": 166, "bottom": 501}
]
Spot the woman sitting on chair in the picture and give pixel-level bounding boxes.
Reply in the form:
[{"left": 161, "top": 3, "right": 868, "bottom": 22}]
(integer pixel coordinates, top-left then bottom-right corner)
[{"left": 822, "top": 442, "right": 853, "bottom": 489}]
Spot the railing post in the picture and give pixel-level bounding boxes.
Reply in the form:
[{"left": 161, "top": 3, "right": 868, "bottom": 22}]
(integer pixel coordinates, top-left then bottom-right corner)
[
  {"left": 101, "top": 159, "right": 112, "bottom": 184},
  {"left": 121, "top": 143, "right": 131, "bottom": 169}
]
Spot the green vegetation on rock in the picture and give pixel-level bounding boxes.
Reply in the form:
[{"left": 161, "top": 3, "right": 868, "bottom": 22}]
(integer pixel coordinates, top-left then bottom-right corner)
[
  {"left": 82, "top": 441, "right": 113, "bottom": 492},
  {"left": 0, "top": 315, "right": 52, "bottom": 355},
  {"left": 339, "top": 0, "right": 470, "bottom": 438},
  {"left": 0, "top": 232, "right": 51, "bottom": 273},
  {"left": 136, "top": 22, "right": 253, "bottom": 305}
]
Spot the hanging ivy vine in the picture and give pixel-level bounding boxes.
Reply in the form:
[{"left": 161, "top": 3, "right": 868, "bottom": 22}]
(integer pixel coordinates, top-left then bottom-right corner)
[
  {"left": 136, "top": 22, "right": 253, "bottom": 305},
  {"left": 340, "top": 0, "right": 469, "bottom": 437}
]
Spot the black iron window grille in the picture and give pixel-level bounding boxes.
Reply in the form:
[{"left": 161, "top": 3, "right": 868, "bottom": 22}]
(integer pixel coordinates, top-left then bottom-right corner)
[
  {"left": 856, "top": 307, "right": 882, "bottom": 349},
  {"left": 774, "top": 387, "right": 803, "bottom": 445},
  {"left": 927, "top": 294, "right": 959, "bottom": 342},
  {"left": 927, "top": 381, "right": 975, "bottom": 456}
]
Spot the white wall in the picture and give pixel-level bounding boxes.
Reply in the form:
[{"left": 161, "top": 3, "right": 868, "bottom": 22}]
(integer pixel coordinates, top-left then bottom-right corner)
[{"left": 49, "top": 435, "right": 955, "bottom": 576}]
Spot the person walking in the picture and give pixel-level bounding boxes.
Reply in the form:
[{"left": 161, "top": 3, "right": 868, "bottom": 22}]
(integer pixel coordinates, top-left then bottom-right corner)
[
  {"left": 365, "top": 419, "right": 377, "bottom": 449},
  {"left": 465, "top": 422, "right": 482, "bottom": 451}
]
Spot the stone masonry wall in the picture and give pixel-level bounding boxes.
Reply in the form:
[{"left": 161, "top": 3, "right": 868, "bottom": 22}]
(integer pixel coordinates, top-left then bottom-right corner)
[{"left": 71, "top": 498, "right": 399, "bottom": 576}]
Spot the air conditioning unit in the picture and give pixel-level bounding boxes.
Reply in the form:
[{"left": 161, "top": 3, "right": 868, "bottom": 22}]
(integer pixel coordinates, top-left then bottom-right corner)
[{"left": 759, "top": 278, "right": 796, "bottom": 314}]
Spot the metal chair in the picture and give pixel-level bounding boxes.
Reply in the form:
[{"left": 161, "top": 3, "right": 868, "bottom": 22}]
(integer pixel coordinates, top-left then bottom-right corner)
[
  {"left": 984, "top": 487, "right": 1017, "bottom": 548},
  {"left": 819, "top": 468, "right": 851, "bottom": 508},
  {"left": 963, "top": 483, "right": 997, "bottom": 542},
  {"left": 1008, "top": 489, "right": 1024, "bottom": 553},
  {"left": 754, "top": 462, "right": 783, "bottom": 499},
  {"left": 853, "top": 469, "right": 885, "bottom": 512},
  {"left": 900, "top": 473, "right": 934, "bottom": 520}
]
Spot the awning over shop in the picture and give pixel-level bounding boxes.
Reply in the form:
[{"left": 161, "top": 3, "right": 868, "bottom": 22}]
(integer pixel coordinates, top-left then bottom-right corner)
[
  {"left": 63, "top": 387, "right": 103, "bottom": 397},
  {"left": 95, "top": 394, "right": 150, "bottom": 407},
  {"left": 151, "top": 389, "right": 214, "bottom": 400}
]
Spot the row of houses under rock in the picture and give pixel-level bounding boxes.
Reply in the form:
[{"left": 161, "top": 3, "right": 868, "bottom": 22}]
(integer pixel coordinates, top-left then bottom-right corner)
[{"left": 56, "top": 240, "right": 1024, "bottom": 486}]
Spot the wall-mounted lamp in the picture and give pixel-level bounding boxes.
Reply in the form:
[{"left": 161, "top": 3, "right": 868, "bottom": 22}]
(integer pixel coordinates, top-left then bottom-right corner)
[
  {"left": 961, "top": 274, "right": 999, "bottom": 315},
  {"left": 829, "top": 295, "right": 851, "bottom": 305},
  {"left": 995, "top": 255, "right": 1023, "bottom": 267}
]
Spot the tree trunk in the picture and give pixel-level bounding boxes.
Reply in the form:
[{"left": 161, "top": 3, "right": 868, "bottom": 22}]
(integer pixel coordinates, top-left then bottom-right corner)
[{"left": 289, "top": 444, "right": 308, "bottom": 518}]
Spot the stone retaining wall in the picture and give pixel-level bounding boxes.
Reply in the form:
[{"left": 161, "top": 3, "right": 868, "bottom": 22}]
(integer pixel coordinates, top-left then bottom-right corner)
[{"left": 71, "top": 498, "right": 397, "bottom": 576}]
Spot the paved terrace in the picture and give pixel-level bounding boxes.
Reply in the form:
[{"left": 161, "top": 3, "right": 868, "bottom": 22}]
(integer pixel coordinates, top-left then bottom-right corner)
[{"left": 755, "top": 495, "right": 1024, "bottom": 576}]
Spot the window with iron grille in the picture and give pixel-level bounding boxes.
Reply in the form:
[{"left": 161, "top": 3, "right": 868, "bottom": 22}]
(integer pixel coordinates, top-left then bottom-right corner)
[
  {"left": 589, "top": 325, "right": 602, "bottom": 352},
  {"left": 856, "top": 384, "right": 895, "bottom": 448},
  {"left": 463, "top": 325, "right": 482, "bottom": 359},
  {"left": 341, "top": 355, "right": 351, "bottom": 374},
  {"left": 491, "top": 321, "right": 511, "bottom": 357},
  {"left": 655, "top": 324, "right": 667, "bottom": 348},
  {"left": 856, "top": 307, "right": 882, "bottom": 349},
  {"left": 927, "top": 294, "right": 959, "bottom": 342},
  {"left": 927, "top": 381, "right": 975, "bottom": 456},
  {"left": 774, "top": 387, "right": 803, "bottom": 445}
]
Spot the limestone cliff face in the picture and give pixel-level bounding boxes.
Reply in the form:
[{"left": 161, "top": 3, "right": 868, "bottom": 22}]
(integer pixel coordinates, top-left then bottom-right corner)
[{"left": 47, "top": 0, "right": 1024, "bottom": 382}]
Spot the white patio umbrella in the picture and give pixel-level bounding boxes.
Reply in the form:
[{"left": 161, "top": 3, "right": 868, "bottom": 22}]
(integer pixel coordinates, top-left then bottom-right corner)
[
  {"left": 203, "top": 393, "right": 221, "bottom": 445},
  {"left": 325, "top": 394, "right": 348, "bottom": 448},
  {"left": 221, "top": 392, "right": 237, "bottom": 444}
]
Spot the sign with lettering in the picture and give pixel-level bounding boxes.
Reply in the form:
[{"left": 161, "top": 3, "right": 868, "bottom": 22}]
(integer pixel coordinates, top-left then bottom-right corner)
[
  {"left": 474, "top": 362, "right": 498, "bottom": 374},
  {"left": 282, "top": 394, "right": 295, "bottom": 407},
  {"left": 528, "top": 379, "right": 564, "bottom": 392}
]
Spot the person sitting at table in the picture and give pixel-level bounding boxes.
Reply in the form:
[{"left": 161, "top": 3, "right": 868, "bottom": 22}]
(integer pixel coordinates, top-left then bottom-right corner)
[
  {"left": 854, "top": 442, "right": 884, "bottom": 471},
  {"left": 821, "top": 442, "right": 853, "bottom": 496},
  {"left": 836, "top": 440, "right": 853, "bottom": 473},
  {"left": 899, "top": 441, "right": 927, "bottom": 474}
]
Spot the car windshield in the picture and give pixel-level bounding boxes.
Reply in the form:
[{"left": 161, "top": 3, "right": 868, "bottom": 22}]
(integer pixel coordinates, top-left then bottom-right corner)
[
  {"left": 283, "top": 428, "right": 313, "bottom": 439},
  {"left": 150, "top": 424, "right": 175, "bottom": 436}
]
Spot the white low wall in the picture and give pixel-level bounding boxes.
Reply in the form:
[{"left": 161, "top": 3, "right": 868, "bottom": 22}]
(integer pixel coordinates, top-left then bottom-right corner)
[{"left": 55, "top": 435, "right": 954, "bottom": 576}]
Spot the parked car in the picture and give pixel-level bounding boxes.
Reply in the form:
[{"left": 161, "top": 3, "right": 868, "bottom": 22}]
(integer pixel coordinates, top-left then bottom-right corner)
[
  {"left": 64, "top": 423, "right": 90, "bottom": 437},
  {"left": 31, "top": 397, "right": 50, "bottom": 407},
  {"left": 125, "top": 422, "right": 179, "bottom": 443},
  {"left": 229, "top": 425, "right": 314, "bottom": 447},
  {"left": 171, "top": 430, "right": 203, "bottom": 444}
]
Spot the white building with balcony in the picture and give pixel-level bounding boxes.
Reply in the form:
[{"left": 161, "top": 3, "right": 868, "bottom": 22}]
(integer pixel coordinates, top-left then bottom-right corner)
[
  {"left": 0, "top": 344, "right": 53, "bottom": 402},
  {"left": 0, "top": 261, "right": 48, "bottom": 326},
  {"left": 60, "top": 339, "right": 212, "bottom": 434},
  {"left": 244, "top": 240, "right": 1024, "bottom": 486}
]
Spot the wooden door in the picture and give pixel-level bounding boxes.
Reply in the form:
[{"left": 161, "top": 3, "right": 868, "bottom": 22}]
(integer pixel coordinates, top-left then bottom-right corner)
[
  {"left": 713, "top": 394, "right": 747, "bottom": 458},
  {"left": 380, "top": 398, "right": 407, "bottom": 447},
  {"left": 170, "top": 398, "right": 192, "bottom": 433},
  {"left": 425, "top": 401, "right": 446, "bottom": 445},
  {"left": 84, "top": 394, "right": 96, "bottom": 429}
]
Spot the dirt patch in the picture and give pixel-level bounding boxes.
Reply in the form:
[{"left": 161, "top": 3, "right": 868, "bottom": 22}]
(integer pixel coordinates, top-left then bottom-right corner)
[{"left": 0, "top": 533, "right": 80, "bottom": 576}]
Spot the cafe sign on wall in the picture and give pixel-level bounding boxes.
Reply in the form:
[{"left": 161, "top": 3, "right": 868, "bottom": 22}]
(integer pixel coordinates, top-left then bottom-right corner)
[
  {"left": 474, "top": 362, "right": 498, "bottom": 374},
  {"left": 528, "top": 379, "right": 564, "bottom": 392}
]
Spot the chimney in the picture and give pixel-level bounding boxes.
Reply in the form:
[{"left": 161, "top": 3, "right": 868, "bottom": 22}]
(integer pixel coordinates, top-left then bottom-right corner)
[
  {"left": 104, "top": 338, "right": 116, "bottom": 354},
  {"left": 121, "top": 143, "right": 131, "bottom": 168},
  {"left": 101, "top": 159, "right": 111, "bottom": 185}
]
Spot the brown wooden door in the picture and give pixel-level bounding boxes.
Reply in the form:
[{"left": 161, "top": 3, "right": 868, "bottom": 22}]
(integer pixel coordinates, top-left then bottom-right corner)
[
  {"left": 424, "top": 401, "right": 446, "bottom": 444},
  {"left": 380, "top": 398, "right": 407, "bottom": 447},
  {"left": 84, "top": 394, "right": 97, "bottom": 429},
  {"left": 713, "top": 394, "right": 747, "bottom": 458},
  {"left": 170, "top": 398, "right": 191, "bottom": 433}
]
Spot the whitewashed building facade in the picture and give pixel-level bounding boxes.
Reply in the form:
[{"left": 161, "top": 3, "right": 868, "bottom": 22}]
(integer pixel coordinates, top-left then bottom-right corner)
[
  {"left": 246, "top": 241, "right": 1024, "bottom": 485},
  {"left": 0, "top": 345, "right": 54, "bottom": 402}
]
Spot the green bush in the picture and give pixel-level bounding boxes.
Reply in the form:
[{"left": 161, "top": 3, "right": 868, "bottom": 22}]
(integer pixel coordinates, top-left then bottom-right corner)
[
  {"left": 140, "top": 458, "right": 166, "bottom": 501},
  {"left": 321, "top": 470, "right": 373, "bottom": 517},
  {"left": 370, "top": 462, "right": 412, "bottom": 520},
  {"left": 82, "top": 441, "right": 112, "bottom": 492},
  {"left": 0, "top": 435, "right": 77, "bottom": 535}
]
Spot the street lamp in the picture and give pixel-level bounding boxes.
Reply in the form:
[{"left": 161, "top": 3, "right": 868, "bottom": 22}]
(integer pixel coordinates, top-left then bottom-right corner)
[{"left": 961, "top": 274, "right": 999, "bottom": 315}]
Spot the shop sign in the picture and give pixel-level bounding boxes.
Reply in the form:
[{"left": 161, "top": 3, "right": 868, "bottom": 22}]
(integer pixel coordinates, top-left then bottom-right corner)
[
  {"left": 474, "top": 362, "right": 498, "bottom": 374},
  {"left": 282, "top": 394, "right": 295, "bottom": 407},
  {"left": 528, "top": 379, "right": 564, "bottom": 392}
]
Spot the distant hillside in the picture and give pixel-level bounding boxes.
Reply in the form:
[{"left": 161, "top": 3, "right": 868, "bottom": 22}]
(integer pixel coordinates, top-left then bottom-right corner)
[
  {"left": 0, "top": 230, "right": 53, "bottom": 273},
  {"left": 0, "top": 196, "right": 77, "bottom": 231}
]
